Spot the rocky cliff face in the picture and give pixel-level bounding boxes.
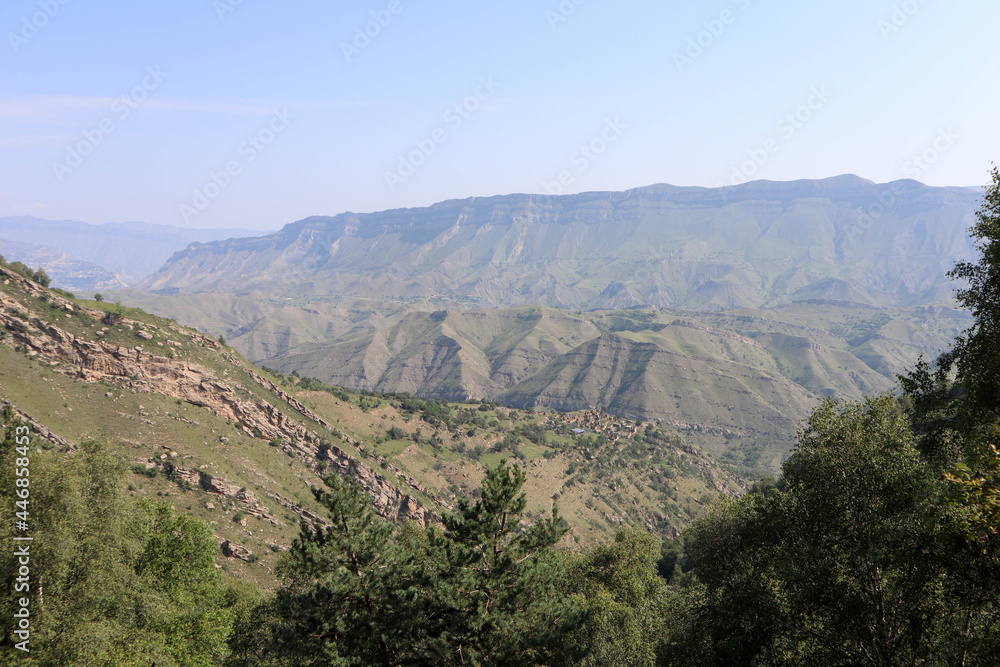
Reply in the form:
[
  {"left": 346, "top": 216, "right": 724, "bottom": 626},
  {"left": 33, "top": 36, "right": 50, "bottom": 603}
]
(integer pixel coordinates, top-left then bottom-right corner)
[
  {"left": 0, "top": 265, "right": 437, "bottom": 528},
  {"left": 138, "top": 176, "right": 980, "bottom": 311}
]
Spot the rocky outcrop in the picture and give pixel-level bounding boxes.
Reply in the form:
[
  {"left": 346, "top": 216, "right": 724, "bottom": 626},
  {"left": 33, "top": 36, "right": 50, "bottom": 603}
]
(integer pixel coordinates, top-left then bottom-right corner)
[
  {"left": 267, "top": 491, "right": 330, "bottom": 526},
  {"left": 0, "top": 265, "right": 437, "bottom": 528},
  {"left": 342, "top": 460, "right": 434, "bottom": 527},
  {"left": 0, "top": 400, "right": 76, "bottom": 450},
  {"left": 220, "top": 540, "right": 253, "bottom": 561},
  {"left": 138, "top": 462, "right": 282, "bottom": 523}
]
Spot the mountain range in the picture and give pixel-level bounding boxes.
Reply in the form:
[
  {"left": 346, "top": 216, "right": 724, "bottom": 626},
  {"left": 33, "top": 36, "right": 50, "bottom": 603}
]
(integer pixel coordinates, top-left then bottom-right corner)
[
  {"left": 138, "top": 175, "right": 980, "bottom": 311},
  {"left": 8, "top": 176, "right": 981, "bottom": 472}
]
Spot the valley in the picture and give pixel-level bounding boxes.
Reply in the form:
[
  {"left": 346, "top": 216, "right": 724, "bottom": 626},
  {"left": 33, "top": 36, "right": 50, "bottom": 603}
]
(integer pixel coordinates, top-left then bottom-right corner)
[
  {"left": 87, "top": 176, "right": 978, "bottom": 473},
  {"left": 0, "top": 261, "right": 741, "bottom": 588},
  {"left": 119, "top": 294, "right": 969, "bottom": 473}
]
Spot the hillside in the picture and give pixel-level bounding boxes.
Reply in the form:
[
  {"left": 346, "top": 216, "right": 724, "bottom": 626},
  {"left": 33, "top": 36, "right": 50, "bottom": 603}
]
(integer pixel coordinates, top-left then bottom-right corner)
[
  {"left": 241, "top": 302, "right": 966, "bottom": 472},
  {"left": 138, "top": 176, "right": 979, "bottom": 311},
  {"left": 0, "top": 264, "right": 742, "bottom": 587}
]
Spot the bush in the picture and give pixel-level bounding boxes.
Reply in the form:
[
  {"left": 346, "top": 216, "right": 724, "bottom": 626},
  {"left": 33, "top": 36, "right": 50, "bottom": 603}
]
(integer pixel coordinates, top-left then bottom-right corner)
[{"left": 131, "top": 464, "right": 159, "bottom": 479}]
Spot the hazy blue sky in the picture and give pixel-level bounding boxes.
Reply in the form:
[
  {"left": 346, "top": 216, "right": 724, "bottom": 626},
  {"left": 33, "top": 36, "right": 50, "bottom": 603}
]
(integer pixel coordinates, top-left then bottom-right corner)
[{"left": 1, "top": 0, "right": 996, "bottom": 229}]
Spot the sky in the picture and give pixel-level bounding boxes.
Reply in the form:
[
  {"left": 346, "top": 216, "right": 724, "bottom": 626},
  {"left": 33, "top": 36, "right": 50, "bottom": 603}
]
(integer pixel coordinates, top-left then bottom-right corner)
[{"left": 0, "top": 0, "right": 997, "bottom": 230}]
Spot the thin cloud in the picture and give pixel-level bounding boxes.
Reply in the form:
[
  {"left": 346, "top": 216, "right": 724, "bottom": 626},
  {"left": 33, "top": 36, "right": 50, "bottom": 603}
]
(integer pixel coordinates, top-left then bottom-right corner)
[{"left": 0, "top": 95, "right": 374, "bottom": 119}]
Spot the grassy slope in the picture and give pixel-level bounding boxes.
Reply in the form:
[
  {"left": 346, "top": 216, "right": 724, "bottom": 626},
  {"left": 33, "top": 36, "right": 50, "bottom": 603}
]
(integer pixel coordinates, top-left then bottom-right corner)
[
  {"left": 286, "top": 385, "right": 745, "bottom": 546},
  {"left": 0, "top": 272, "right": 745, "bottom": 590}
]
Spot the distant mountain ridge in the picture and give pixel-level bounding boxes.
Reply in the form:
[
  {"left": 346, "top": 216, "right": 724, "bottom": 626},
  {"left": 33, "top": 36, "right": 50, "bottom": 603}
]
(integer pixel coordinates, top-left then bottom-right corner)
[
  {"left": 0, "top": 216, "right": 269, "bottom": 285},
  {"left": 138, "top": 176, "right": 980, "bottom": 311},
  {"left": 107, "top": 176, "right": 982, "bottom": 471},
  {"left": 0, "top": 237, "right": 127, "bottom": 291}
]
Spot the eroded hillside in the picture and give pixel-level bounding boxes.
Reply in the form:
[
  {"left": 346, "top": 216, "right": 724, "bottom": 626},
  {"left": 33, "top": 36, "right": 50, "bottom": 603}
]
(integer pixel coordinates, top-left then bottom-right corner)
[
  {"left": 0, "top": 265, "right": 742, "bottom": 586},
  {"left": 248, "top": 303, "right": 968, "bottom": 472}
]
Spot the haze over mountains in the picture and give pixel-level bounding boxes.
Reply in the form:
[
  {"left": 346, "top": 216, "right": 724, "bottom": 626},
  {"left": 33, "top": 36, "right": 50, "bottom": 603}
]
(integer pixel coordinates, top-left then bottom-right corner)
[
  {"left": 0, "top": 216, "right": 268, "bottom": 288},
  {"left": 139, "top": 176, "right": 979, "bottom": 311}
]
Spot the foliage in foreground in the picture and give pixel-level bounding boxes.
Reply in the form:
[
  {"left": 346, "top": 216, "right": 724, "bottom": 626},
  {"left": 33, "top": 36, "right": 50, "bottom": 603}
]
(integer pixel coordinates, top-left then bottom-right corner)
[
  {"left": 665, "top": 396, "right": 1000, "bottom": 665},
  {"left": 230, "top": 461, "right": 587, "bottom": 666},
  {"left": 660, "top": 166, "right": 1000, "bottom": 665},
  {"left": 0, "top": 412, "right": 257, "bottom": 666}
]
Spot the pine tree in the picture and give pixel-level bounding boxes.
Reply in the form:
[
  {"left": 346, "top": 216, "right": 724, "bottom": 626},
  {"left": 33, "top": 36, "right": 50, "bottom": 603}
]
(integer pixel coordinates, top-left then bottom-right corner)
[
  {"left": 415, "top": 460, "right": 585, "bottom": 665},
  {"left": 258, "top": 471, "right": 406, "bottom": 666},
  {"left": 251, "top": 462, "right": 586, "bottom": 666}
]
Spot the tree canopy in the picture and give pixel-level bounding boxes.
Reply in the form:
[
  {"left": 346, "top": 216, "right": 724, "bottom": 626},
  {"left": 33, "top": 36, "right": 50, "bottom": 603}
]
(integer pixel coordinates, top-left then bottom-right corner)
[
  {"left": 236, "top": 461, "right": 586, "bottom": 666},
  {"left": 0, "top": 413, "right": 252, "bottom": 666}
]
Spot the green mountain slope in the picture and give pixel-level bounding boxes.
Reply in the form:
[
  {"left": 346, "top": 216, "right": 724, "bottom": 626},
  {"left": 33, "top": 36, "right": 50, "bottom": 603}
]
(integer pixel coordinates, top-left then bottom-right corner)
[{"left": 0, "top": 265, "right": 740, "bottom": 585}]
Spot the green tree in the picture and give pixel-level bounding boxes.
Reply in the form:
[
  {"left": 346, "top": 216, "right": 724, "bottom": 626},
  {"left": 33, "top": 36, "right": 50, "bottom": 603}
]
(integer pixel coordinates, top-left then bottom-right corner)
[
  {"left": 417, "top": 461, "right": 585, "bottom": 665},
  {"left": 947, "top": 165, "right": 1000, "bottom": 421},
  {"left": 568, "top": 527, "right": 669, "bottom": 666},
  {"left": 902, "top": 166, "right": 1000, "bottom": 465},
  {"left": 134, "top": 503, "right": 237, "bottom": 666},
  {"left": 770, "top": 398, "right": 950, "bottom": 665},
  {"left": 249, "top": 462, "right": 585, "bottom": 666},
  {"left": 33, "top": 268, "right": 51, "bottom": 288},
  {"left": 667, "top": 397, "right": 974, "bottom": 666},
  {"left": 258, "top": 471, "right": 406, "bottom": 666},
  {"left": 664, "top": 493, "right": 786, "bottom": 666},
  {"left": 0, "top": 421, "right": 245, "bottom": 666}
]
